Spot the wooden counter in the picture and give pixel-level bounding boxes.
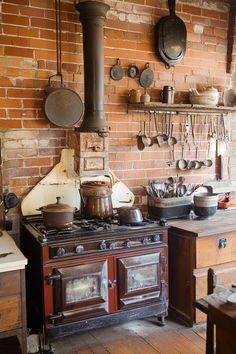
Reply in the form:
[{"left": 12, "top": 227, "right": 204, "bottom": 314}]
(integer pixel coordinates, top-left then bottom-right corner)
[
  {"left": 0, "top": 231, "right": 27, "bottom": 354},
  {"left": 168, "top": 210, "right": 236, "bottom": 326}
]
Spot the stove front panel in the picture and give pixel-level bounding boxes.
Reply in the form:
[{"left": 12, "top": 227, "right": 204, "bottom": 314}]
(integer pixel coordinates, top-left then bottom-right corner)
[{"left": 47, "top": 259, "right": 110, "bottom": 325}]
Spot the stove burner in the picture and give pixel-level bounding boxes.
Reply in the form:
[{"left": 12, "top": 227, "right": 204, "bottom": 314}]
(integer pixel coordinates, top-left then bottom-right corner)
[
  {"left": 23, "top": 214, "right": 161, "bottom": 243},
  {"left": 75, "top": 219, "right": 114, "bottom": 231},
  {"left": 35, "top": 223, "right": 81, "bottom": 242}
]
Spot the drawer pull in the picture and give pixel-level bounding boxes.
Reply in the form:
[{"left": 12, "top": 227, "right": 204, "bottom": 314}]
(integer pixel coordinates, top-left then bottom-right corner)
[{"left": 219, "top": 238, "right": 227, "bottom": 248}]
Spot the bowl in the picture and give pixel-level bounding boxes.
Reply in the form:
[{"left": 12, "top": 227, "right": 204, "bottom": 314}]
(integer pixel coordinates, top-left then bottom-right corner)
[{"left": 193, "top": 193, "right": 219, "bottom": 219}]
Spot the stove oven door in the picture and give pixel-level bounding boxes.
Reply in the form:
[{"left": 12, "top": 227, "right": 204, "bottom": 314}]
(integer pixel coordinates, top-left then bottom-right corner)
[
  {"left": 117, "top": 249, "right": 167, "bottom": 310},
  {"left": 47, "top": 259, "right": 109, "bottom": 325}
]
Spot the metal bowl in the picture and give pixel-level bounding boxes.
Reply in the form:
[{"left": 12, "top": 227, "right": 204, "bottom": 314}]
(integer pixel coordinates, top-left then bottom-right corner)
[{"left": 117, "top": 206, "right": 143, "bottom": 225}]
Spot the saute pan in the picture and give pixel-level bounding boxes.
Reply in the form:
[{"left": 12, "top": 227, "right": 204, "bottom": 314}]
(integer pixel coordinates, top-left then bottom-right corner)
[{"left": 155, "top": 0, "right": 187, "bottom": 67}]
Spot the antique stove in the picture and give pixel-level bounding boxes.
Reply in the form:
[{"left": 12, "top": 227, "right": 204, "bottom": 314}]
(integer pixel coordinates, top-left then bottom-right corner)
[{"left": 21, "top": 213, "right": 169, "bottom": 344}]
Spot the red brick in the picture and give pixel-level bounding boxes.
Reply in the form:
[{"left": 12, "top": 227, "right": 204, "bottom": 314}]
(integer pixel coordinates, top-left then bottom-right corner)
[
  {"left": 5, "top": 47, "right": 34, "bottom": 58},
  {"left": 2, "top": 14, "right": 29, "bottom": 27}
]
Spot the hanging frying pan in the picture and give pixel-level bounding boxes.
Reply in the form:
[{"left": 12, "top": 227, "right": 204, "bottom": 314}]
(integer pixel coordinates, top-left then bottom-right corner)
[
  {"left": 110, "top": 59, "right": 123, "bottom": 80},
  {"left": 155, "top": 0, "right": 187, "bottom": 67},
  {"left": 44, "top": 74, "right": 84, "bottom": 128},
  {"left": 139, "top": 63, "right": 154, "bottom": 88},
  {"left": 43, "top": 0, "right": 84, "bottom": 128}
]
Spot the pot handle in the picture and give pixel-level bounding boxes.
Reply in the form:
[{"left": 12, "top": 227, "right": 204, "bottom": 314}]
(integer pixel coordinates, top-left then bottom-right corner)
[
  {"left": 48, "top": 73, "right": 64, "bottom": 88},
  {"left": 168, "top": 0, "right": 176, "bottom": 15}
]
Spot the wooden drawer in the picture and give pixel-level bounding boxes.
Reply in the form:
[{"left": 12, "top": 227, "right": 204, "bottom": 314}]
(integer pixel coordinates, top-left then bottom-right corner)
[
  {"left": 0, "top": 295, "right": 21, "bottom": 332},
  {"left": 0, "top": 270, "right": 20, "bottom": 297},
  {"left": 196, "top": 231, "right": 236, "bottom": 268}
]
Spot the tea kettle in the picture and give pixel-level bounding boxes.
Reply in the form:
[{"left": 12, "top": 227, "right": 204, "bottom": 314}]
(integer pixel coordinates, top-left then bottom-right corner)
[
  {"left": 189, "top": 86, "right": 219, "bottom": 105},
  {"left": 79, "top": 181, "right": 113, "bottom": 219}
]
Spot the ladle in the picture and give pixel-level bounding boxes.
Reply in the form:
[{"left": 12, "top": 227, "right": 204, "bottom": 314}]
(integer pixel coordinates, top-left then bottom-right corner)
[
  {"left": 177, "top": 145, "right": 188, "bottom": 170},
  {"left": 168, "top": 120, "right": 177, "bottom": 146},
  {"left": 203, "top": 142, "right": 213, "bottom": 167},
  {"left": 194, "top": 146, "right": 202, "bottom": 169},
  {"left": 137, "top": 120, "right": 145, "bottom": 151}
]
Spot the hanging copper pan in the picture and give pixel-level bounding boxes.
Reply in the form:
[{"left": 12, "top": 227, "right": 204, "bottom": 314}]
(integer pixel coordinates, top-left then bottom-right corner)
[{"left": 43, "top": 0, "right": 84, "bottom": 128}]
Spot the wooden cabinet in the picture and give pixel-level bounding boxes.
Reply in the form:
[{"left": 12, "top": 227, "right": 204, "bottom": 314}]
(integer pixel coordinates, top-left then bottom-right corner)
[
  {"left": 168, "top": 218, "right": 236, "bottom": 326},
  {"left": 0, "top": 231, "right": 27, "bottom": 354},
  {"left": 0, "top": 269, "right": 27, "bottom": 354}
]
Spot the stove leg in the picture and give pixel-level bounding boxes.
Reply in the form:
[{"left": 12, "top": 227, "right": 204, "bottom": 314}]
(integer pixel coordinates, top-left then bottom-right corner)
[
  {"left": 156, "top": 315, "right": 165, "bottom": 326},
  {"left": 39, "top": 344, "right": 55, "bottom": 354}
]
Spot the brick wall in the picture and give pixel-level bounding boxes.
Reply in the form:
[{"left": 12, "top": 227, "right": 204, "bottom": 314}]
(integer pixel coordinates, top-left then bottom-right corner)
[{"left": 0, "top": 0, "right": 235, "bottom": 223}]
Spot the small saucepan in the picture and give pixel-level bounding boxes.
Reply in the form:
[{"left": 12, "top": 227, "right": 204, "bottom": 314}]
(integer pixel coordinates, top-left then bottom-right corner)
[
  {"left": 117, "top": 206, "right": 143, "bottom": 225},
  {"left": 38, "top": 197, "right": 75, "bottom": 229}
]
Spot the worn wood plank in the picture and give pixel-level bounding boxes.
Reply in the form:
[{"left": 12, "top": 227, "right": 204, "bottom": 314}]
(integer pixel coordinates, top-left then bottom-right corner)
[{"left": 38, "top": 318, "right": 208, "bottom": 354}]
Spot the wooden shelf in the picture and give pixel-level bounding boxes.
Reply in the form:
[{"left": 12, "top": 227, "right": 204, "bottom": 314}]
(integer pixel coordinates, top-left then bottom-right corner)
[{"left": 128, "top": 103, "right": 236, "bottom": 114}]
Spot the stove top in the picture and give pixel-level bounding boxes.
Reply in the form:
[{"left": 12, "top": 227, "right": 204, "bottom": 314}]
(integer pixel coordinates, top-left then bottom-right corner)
[{"left": 22, "top": 214, "right": 163, "bottom": 243}]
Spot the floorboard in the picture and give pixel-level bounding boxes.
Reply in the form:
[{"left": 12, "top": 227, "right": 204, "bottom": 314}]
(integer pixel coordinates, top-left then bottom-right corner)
[{"left": 51, "top": 317, "right": 206, "bottom": 354}]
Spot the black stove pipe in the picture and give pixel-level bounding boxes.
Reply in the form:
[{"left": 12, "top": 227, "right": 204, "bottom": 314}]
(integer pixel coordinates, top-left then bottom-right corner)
[{"left": 75, "top": 1, "right": 110, "bottom": 133}]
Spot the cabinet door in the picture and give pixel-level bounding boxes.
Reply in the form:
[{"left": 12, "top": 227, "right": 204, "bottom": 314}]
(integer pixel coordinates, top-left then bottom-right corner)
[
  {"left": 117, "top": 250, "right": 167, "bottom": 310},
  {"left": 49, "top": 259, "right": 109, "bottom": 325}
]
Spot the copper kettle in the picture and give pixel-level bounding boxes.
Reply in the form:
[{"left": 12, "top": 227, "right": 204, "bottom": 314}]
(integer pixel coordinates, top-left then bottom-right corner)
[{"left": 80, "top": 181, "right": 113, "bottom": 219}]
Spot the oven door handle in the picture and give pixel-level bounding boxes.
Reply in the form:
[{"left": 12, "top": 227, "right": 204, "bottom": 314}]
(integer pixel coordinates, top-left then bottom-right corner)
[
  {"left": 48, "top": 312, "right": 63, "bottom": 324},
  {"left": 46, "top": 273, "right": 61, "bottom": 285}
]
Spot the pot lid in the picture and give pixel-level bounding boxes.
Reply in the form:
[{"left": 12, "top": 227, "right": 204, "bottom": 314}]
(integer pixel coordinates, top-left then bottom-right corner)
[{"left": 40, "top": 197, "right": 75, "bottom": 213}]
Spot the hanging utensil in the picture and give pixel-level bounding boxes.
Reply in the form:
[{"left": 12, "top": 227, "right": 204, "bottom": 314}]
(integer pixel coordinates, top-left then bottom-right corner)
[
  {"left": 194, "top": 146, "right": 202, "bottom": 169},
  {"left": 110, "top": 58, "right": 123, "bottom": 80},
  {"left": 44, "top": 0, "right": 84, "bottom": 128},
  {"left": 177, "top": 145, "right": 187, "bottom": 170},
  {"left": 167, "top": 116, "right": 177, "bottom": 146},
  {"left": 147, "top": 111, "right": 154, "bottom": 146},
  {"left": 137, "top": 120, "right": 145, "bottom": 151},
  {"left": 128, "top": 64, "right": 139, "bottom": 78},
  {"left": 203, "top": 142, "right": 213, "bottom": 167},
  {"left": 139, "top": 62, "right": 154, "bottom": 88},
  {"left": 155, "top": 0, "right": 187, "bottom": 67}
]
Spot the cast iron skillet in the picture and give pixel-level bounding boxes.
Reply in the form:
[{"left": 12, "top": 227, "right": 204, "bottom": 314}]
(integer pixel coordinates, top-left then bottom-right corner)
[{"left": 156, "top": 0, "right": 187, "bottom": 67}]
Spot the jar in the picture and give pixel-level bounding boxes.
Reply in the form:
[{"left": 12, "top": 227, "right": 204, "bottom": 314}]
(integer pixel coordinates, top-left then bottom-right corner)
[
  {"left": 162, "top": 86, "right": 175, "bottom": 104},
  {"left": 129, "top": 89, "right": 141, "bottom": 103}
]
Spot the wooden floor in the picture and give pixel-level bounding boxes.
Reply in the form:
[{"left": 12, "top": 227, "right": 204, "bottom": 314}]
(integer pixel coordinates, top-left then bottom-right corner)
[
  {"left": 0, "top": 317, "right": 206, "bottom": 354},
  {"left": 51, "top": 317, "right": 206, "bottom": 354}
]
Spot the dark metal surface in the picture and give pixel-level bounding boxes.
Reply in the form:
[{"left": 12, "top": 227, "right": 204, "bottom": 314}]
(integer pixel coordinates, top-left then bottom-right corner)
[
  {"left": 139, "top": 63, "right": 154, "bottom": 88},
  {"left": 110, "top": 59, "right": 123, "bottom": 80},
  {"left": 156, "top": 0, "right": 187, "bottom": 66},
  {"left": 44, "top": 88, "right": 84, "bottom": 127},
  {"left": 75, "top": 1, "right": 110, "bottom": 133}
]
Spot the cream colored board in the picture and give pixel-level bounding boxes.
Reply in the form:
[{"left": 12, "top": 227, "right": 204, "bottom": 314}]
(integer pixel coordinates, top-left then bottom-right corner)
[{"left": 21, "top": 149, "right": 134, "bottom": 216}]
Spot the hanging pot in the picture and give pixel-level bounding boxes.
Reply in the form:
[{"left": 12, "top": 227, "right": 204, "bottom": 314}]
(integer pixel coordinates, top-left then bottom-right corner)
[
  {"left": 38, "top": 197, "right": 75, "bottom": 229},
  {"left": 139, "top": 63, "right": 154, "bottom": 88},
  {"left": 44, "top": 73, "right": 84, "bottom": 128},
  {"left": 155, "top": 0, "right": 187, "bottom": 67}
]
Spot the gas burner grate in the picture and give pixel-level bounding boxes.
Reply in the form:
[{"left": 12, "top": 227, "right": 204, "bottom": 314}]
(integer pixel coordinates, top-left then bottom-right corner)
[{"left": 34, "top": 223, "right": 81, "bottom": 242}]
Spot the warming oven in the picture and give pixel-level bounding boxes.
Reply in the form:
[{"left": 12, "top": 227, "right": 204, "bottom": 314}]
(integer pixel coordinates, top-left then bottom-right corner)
[{"left": 20, "top": 214, "right": 168, "bottom": 343}]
